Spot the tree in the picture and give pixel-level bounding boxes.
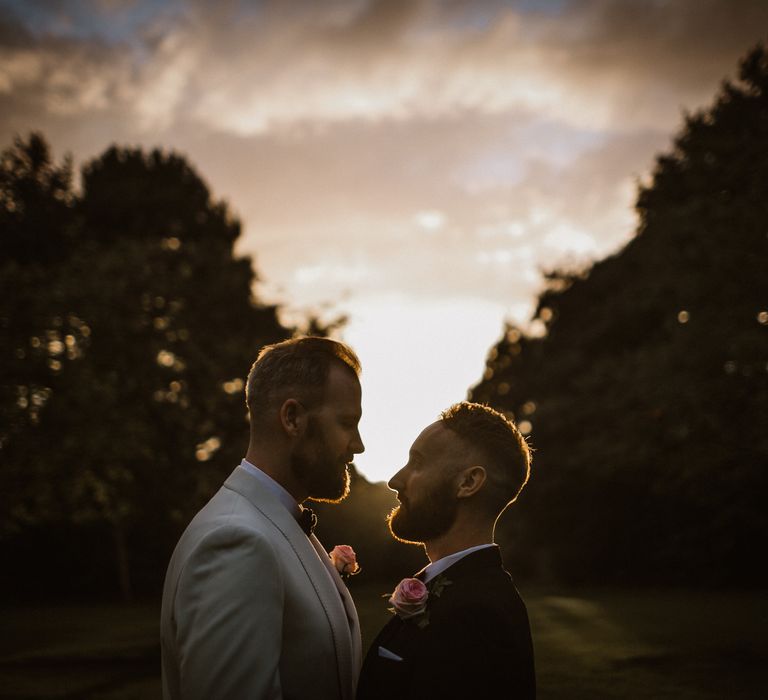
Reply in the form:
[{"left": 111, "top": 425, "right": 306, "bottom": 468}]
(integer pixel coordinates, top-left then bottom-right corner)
[
  {"left": 0, "top": 134, "right": 80, "bottom": 532},
  {"left": 1, "top": 136, "right": 294, "bottom": 600},
  {"left": 470, "top": 44, "right": 768, "bottom": 588}
]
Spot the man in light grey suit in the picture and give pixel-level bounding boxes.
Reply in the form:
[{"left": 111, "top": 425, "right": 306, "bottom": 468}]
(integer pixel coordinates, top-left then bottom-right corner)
[{"left": 161, "top": 336, "right": 365, "bottom": 700}]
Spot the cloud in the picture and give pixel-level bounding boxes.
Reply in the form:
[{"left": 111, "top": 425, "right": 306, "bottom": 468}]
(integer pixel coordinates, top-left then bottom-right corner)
[
  {"left": 169, "top": 113, "right": 653, "bottom": 318},
  {"left": 2, "top": 0, "right": 765, "bottom": 140},
  {"left": 0, "top": 0, "right": 762, "bottom": 321}
]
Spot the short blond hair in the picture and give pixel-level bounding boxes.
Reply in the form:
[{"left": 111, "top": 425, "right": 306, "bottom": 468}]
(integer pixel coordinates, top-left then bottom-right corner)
[{"left": 246, "top": 336, "right": 360, "bottom": 426}]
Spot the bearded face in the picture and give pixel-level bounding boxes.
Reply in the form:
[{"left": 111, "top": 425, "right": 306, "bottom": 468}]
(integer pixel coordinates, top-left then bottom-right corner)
[
  {"left": 387, "top": 472, "right": 458, "bottom": 545},
  {"left": 290, "top": 414, "right": 351, "bottom": 503}
]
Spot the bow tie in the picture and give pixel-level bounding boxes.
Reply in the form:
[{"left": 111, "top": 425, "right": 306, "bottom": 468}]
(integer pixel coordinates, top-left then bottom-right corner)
[{"left": 297, "top": 506, "right": 317, "bottom": 536}]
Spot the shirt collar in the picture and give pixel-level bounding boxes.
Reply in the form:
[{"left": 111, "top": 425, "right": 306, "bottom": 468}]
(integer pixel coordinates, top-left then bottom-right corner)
[
  {"left": 239, "top": 458, "right": 301, "bottom": 518},
  {"left": 421, "top": 543, "right": 497, "bottom": 584}
]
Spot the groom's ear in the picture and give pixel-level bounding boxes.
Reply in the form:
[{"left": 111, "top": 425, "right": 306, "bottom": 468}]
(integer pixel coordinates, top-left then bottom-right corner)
[
  {"left": 456, "top": 465, "right": 486, "bottom": 499},
  {"left": 279, "top": 399, "right": 306, "bottom": 437}
]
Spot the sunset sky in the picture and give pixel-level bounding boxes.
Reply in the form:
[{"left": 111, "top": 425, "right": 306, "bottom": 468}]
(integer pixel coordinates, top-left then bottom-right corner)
[{"left": 2, "top": 0, "right": 766, "bottom": 482}]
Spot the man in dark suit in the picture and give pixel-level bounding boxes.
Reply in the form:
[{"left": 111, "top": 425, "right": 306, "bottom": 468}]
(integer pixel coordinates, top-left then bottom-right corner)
[{"left": 356, "top": 401, "right": 536, "bottom": 699}]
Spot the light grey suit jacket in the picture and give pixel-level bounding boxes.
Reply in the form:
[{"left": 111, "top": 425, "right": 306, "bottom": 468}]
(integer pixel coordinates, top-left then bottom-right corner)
[{"left": 161, "top": 465, "right": 362, "bottom": 700}]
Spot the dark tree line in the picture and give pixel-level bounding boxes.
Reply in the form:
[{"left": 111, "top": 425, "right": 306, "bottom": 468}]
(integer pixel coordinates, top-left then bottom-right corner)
[
  {"left": 0, "top": 135, "right": 295, "bottom": 600},
  {"left": 471, "top": 45, "right": 768, "bottom": 588}
]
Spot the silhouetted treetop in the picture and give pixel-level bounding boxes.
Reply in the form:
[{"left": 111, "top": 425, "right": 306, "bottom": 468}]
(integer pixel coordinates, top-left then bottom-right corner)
[
  {"left": 0, "top": 132, "right": 74, "bottom": 265},
  {"left": 80, "top": 146, "right": 240, "bottom": 250},
  {"left": 638, "top": 43, "right": 768, "bottom": 220}
]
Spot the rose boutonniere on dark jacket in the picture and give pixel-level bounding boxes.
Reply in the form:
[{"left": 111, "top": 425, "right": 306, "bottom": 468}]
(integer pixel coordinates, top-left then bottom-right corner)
[
  {"left": 329, "top": 545, "right": 360, "bottom": 581},
  {"left": 387, "top": 574, "right": 452, "bottom": 629}
]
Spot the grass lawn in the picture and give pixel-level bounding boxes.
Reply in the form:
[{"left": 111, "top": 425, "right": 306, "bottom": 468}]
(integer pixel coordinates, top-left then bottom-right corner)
[
  {"left": 1, "top": 585, "right": 765, "bottom": 699},
  {"left": 521, "top": 586, "right": 766, "bottom": 700}
]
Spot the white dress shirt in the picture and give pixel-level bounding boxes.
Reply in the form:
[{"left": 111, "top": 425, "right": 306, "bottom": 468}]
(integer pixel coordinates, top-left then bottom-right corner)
[
  {"left": 420, "top": 543, "right": 497, "bottom": 584},
  {"left": 239, "top": 458, "right": 301, "bottom": 517}
]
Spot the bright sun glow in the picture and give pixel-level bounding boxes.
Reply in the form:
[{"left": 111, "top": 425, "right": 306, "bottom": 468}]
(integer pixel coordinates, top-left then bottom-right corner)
[{"left": 339, "top": 293, "right": 513, "bottom": 484}]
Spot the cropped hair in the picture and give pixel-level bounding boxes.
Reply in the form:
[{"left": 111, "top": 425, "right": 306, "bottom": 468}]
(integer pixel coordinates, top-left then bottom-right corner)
[
  {"left": 440, "top": 401, "right": 531, "bottom": 513},
  {"left": 246, "top": 336, "right": 361, "bottom": 425}
]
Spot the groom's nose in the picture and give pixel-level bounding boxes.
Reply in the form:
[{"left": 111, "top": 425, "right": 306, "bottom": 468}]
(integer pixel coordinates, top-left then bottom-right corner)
[
  {"left": 351, "top": 429, "right": 364, "bottom": 455},
  {"left": 388, "top": 467, "right": 405, "bottom": 492}
]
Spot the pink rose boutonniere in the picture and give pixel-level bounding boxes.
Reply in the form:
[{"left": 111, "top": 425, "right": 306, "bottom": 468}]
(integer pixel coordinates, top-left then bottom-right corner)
[
  {"left": 388, "top": 578, "right": 429, "bottom": 627},
  {"left": 329, "top": 545, "right": 360, "bottom": 581},
  {"left": 387, "top": 574, "right": 452, "bottom": 629}
]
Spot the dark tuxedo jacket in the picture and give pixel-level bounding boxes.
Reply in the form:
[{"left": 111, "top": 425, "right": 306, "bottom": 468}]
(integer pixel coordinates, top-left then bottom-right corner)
[{"left": 356, "top": 545, "right": 535, "bottom": 699}]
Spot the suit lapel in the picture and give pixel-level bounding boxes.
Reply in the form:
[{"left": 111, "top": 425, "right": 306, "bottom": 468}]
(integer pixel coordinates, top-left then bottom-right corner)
[
  {"left": 309, "top": 535, "right": 362, "bottom": 673},
  {"left": 370, "top": 547, "right": 505, "bottom": 661},
  {"left": 427, "top": 544, "right": 503, "bottom": 584},
  {"left": 224, "top": 467, "right": 358, "bottom": 700}
]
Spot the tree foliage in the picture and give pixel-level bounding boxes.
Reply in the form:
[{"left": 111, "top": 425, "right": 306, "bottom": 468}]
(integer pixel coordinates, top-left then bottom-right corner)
[
  {"left": 470, "top": 44, "right": 768, "bottom": 587},
  {"left": 0, "top": 136, "right": 293, "bottom": 598}
]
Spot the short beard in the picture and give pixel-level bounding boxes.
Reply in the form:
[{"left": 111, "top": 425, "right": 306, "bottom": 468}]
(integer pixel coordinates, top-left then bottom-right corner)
[
  {"left": 290, "top": 417, "right": 350, "bottom": 503},
  {"left": 387, "top": 477, "right": 458, "bottom": 545},
  {"left": 308, "top": 465, "right": 350, "bottom": 504}
]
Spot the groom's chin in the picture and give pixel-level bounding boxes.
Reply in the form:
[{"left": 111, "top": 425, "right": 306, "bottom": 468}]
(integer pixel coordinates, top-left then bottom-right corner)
[
  {"left": 386, "top": 507, "right": 425, "bottom": 546},
  {"left": 308, "top": 466, "right": 351, "bottom": 504}
]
